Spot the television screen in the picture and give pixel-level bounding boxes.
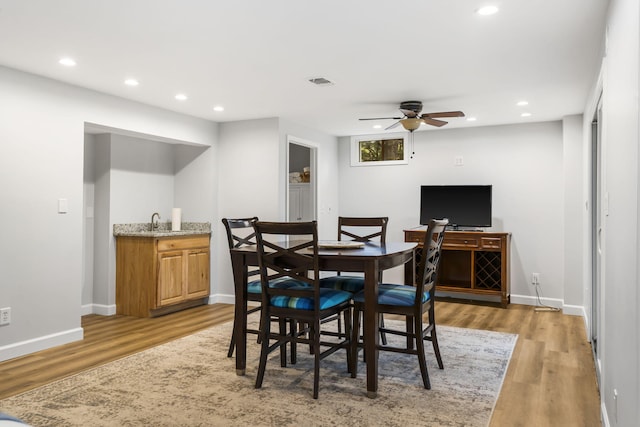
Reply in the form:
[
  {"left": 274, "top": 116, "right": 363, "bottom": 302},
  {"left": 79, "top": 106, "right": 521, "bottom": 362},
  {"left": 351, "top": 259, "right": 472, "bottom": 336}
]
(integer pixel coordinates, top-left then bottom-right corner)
[{"left": 419, "top": 185, "right": 492, "bottom": 228}]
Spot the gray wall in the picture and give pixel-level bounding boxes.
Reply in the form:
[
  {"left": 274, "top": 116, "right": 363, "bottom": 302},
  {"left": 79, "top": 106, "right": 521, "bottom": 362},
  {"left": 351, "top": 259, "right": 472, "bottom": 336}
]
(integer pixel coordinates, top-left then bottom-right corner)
[
  {"left": 338, "top": 121, "right": 569, "bottom": 306},
  {"left": 0, "top": 65, "right": 217, "bottom": 360},
  {"left": 595, "top": 0, "right": 640, "bottom": 424}
]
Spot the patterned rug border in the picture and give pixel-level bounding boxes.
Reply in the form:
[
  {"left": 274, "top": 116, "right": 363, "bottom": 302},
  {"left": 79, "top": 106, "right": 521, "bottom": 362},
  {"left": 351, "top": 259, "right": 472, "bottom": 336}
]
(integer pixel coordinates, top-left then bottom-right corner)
[{"left": 1, "top": 319, "right": 518, "bottom": 427}]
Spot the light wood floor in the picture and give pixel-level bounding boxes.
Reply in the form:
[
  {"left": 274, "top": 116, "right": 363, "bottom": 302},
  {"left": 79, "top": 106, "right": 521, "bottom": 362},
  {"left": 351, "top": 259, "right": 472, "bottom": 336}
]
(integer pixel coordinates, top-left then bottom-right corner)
[{"left": 0, "top": 301, "right": 601, "bottom": 426}]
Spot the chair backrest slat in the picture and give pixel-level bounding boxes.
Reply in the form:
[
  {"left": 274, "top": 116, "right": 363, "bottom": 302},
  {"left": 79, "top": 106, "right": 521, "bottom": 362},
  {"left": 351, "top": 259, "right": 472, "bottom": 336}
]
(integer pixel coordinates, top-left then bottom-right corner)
[
  {"left": 222, "top": 217, "right": 260, "bottom": 279},
  {"left": 415, "top": 219, "right": 448, "bottom": 304},
  {"left": 338, "top": 216, "right": 388, "bottom": 244},
  {"left": 254, "top": 221, "right": 320, "bottom": 311}
]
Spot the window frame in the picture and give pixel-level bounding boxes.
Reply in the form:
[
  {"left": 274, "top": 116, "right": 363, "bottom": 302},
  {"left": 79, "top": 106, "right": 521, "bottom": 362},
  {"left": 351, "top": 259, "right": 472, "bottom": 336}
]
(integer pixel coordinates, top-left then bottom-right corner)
[{"left": 350, "top": 133, "right": 408, "bottom": 166}]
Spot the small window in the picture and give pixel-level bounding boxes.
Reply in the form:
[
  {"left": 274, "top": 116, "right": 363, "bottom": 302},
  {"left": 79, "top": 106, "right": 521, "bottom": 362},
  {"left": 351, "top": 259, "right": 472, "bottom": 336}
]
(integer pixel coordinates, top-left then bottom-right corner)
[{"left": 350, "top": 133, "right": 408, "bottom": 166}]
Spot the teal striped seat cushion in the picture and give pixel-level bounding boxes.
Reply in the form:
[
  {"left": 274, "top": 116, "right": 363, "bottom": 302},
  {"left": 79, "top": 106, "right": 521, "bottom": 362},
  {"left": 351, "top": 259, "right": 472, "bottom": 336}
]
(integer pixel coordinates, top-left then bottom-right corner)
[
  {"left": 270, "top": 288, "right": 352, "bottom": 310},
  {"left": 319, "top": 275, "right": 365, "bottom": 293},
  {"left": 353, "top": 284, "right": 430, "bottom": 307},
  {"left": 247, "top": 277, "right": 311, "bottom": 294}
]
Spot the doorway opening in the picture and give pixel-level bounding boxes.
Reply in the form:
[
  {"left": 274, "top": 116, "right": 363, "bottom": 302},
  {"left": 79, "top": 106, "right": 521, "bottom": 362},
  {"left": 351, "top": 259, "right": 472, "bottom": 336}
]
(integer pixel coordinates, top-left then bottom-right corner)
[{"left": 287, "top": 136, "right": 317, "bottom": 222}]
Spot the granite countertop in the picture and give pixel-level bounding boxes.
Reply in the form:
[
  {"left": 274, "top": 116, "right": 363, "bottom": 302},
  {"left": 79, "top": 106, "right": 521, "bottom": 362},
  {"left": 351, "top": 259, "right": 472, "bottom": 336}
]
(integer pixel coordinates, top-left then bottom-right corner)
[{"left": 113, "top": 222, "right": 211, "bottom": 237}]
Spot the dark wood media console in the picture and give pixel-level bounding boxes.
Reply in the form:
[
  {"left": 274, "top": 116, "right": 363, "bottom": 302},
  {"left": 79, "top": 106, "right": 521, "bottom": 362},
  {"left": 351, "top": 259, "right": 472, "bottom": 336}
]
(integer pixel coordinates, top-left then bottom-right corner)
[{"left": 404, "top": 228, "right": 511, "bottom": 308}]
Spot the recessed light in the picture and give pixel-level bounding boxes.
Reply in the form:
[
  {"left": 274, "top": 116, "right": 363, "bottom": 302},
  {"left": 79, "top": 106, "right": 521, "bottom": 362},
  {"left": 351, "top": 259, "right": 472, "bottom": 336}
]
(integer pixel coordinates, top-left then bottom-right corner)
[
  {"left": 477, "top": 5, "right": 499, "bottom": 16},
  {"left": 521, "top": 112, "right": 532, "bottom": 117},
  {"left": 516, "top": 100, "right": 529, "bottom": 106},
  {"left": 466, "top": 117, "right": 477, "bottom": 122},
  {"left": 373, "top": 124, "right": 382, "bottom": 129},
  {"left": 175, "top": 93, "right": 188, "bottom": 101},
  {"left": 213, "top": 106, "right": 224, "bottom": 112},
  {"left": 124, "top": 79, "right": 139, "bottom": 87},
  {"left": 58, "top": 57, "right": 76, "bottom": 67}
]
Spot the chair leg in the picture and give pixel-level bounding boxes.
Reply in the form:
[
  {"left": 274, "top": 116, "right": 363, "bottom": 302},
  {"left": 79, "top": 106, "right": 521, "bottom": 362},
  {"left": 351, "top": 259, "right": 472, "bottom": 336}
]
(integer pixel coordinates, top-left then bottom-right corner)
[
  {"left": 415, "top": 315, "right": 431, "bottom": 389},
  {"left": 431, "top": 325, "right": 444, "bottom": 369},
  {"left": 350, "top": 306, "right": 361, "bottom": 378},
  {"left": 227, "top": 318, "right": 236, "bottom": 357},
  {"left": 379, "top": 313, "right": 388, "bottom": 345},
  {"left": 279, "top": 318, "right": 288, "bottom": 367},
  {"left": 255, "top": 316, "right": 271, "bottom": 390},
  {"left": 312, "top": 320, "right": 321, "bottom": 399},
  {"left": 290, "top": 319, "right": 297, "bottom": 365},
  {"left": 343, "top": 308, "right": 353, "bottom": 374}
]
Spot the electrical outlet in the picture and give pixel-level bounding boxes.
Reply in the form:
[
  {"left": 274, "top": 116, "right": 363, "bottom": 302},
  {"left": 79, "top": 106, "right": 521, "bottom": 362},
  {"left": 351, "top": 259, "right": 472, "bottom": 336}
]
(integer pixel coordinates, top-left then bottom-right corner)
[
  {"left": 0, "top": 307, "right": 10, "bottom": 325},
  {"left": 531, "top": 273, "right": 540, "bottom": 286}
]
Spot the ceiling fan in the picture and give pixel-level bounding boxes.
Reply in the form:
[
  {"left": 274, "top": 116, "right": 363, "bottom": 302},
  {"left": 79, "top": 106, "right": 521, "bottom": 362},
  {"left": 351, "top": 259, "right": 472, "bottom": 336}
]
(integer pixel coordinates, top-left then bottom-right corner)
[{"left": 359, "top": 101, "right": 465, "bottom": 131}]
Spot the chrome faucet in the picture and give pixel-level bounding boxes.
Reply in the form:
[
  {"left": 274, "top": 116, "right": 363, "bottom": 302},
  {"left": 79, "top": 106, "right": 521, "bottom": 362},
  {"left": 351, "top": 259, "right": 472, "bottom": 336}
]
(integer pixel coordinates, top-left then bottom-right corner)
[{"left": 151, "top": 212, "right": 161, "bottom": 231}]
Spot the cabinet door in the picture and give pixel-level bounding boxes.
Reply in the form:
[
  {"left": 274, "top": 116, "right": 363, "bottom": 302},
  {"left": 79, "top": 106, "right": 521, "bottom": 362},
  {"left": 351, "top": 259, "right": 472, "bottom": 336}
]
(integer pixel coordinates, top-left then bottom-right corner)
[
  {"left": 186, "top": 248, "right": 210, "bottom": 298},
  {"left": 298, "top": 185, "right": 313, "bottom": 221},
  {"left": 289, "top": 186, "right": 303, "bottom": 221},
  {"left": 158, "top": 251, "right": 185, "bottom": 306},
  {"left": 289, "top": 184, "right": 313, "bottom": 221}
]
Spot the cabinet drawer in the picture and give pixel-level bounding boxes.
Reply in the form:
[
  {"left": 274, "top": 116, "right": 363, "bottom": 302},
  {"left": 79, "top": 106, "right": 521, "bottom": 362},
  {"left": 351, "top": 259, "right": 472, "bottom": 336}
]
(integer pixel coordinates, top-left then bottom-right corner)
[
  {"left": 443, "top": 235, "right": 479, "bottom": 249},
  {"left": 158, "top": 236, "right": 210, "bottom": 251},
  {"left": 481, "top": 237, "right": 502, "bottom": 250},
  {"left": 404, "top": 230, "right": 426, "bottom": 244}
]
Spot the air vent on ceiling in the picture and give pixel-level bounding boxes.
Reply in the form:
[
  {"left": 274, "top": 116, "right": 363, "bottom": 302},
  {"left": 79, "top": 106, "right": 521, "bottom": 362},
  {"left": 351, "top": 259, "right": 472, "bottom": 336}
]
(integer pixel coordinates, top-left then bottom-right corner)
[{"left": 308, "top": 77, "right": 334, "bottom": 86}]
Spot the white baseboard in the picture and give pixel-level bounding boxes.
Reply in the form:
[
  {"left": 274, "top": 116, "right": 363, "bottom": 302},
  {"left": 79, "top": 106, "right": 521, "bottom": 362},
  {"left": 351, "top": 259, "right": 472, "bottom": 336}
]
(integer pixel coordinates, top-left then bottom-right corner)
[
  {"left": 80, "top": 303, "right": 116, "bottom": 316},
  {"left": 561, "top": 303, "right": 585, "bottom": 317},
  {"left": 0, "top": 327, "right": 84, "bottom": 363},
  {"left": 601, "top": 399, "right": 610, "bottom": 427},
  {"left": 510, "top": 294, "right": 563, "bottom": 308},
  {"left": 208, "top": 293, "right": 235, "bottom": 305}
]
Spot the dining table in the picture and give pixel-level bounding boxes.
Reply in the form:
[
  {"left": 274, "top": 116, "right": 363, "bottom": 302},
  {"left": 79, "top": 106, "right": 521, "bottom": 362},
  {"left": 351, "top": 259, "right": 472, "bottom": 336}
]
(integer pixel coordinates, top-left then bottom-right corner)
[{"left": 229, "top": 240, "right": 417, "bottom": 398}]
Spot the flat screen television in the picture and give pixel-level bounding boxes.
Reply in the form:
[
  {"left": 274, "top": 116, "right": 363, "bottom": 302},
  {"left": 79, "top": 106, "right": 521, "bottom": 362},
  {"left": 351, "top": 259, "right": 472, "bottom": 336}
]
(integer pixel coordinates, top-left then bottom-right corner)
[{"left": 419, "top": 185, "right": 492, "bottom": 229}]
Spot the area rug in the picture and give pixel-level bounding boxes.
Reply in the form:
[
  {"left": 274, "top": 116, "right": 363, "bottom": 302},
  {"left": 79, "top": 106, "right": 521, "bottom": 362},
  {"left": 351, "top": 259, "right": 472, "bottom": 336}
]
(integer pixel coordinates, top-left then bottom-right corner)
[{"left": 0, "top": 316, "right": 517, "bottom": 427}]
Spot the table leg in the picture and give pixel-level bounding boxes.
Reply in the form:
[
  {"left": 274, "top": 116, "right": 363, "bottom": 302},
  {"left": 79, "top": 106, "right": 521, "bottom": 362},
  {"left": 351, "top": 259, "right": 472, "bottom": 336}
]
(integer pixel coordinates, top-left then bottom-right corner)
[
  {"left": 364, "top": 261, "right": 379, "bottom": 398},
  {"left": 231, "top": 252, "right": 247, "bottom": 376}
]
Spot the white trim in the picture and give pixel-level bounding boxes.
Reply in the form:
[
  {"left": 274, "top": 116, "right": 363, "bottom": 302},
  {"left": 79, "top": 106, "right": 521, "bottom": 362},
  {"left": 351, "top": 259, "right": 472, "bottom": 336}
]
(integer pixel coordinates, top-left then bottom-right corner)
[
  {"left": 350, "top": 133, "right": 408, "bottom": 166},
  {"left": 601, "top": 397, "right": 611, "bottom": 427},
  {"left": 561, "top": 303, "right": 585, "bottom": 317},
  {"left": 209, "top": 293, "right": 235, "bottom": 305},
  {"left": 81, "top": 303, "right": 116, "bottom": 316},
  {"left": 0, "top": 327, "right": 83, "bottom": 362},
  {"left": 509, "top": 294, "right": 564, "bottom": 309}
]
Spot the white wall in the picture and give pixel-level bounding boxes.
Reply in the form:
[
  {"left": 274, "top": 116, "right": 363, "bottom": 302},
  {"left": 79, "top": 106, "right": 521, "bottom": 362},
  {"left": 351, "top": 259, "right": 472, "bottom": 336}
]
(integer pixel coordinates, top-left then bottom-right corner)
[
  {"left": 280, "top": 118, "right": 340, "bottom": 240},
  {"left": 338, "top": 122, "right": 565, "bottom": 306},
  {"left": 562, "top": 115, "right": 585, "bottom": 310},
  {"left": 0, "top": 65, "right": 217, "bottom": 361},
  {"left": 595, "top": 0, "right": 640, "bottom": 424},
  {"left": 214, "top": 117, "right": 339, "bottom": 303}
]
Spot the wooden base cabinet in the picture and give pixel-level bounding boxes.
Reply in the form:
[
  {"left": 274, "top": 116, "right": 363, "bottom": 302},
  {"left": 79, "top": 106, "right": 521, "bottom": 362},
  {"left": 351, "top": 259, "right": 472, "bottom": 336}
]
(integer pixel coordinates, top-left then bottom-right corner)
[
  {"left": 116, "top": 235, "right": 211, "bottom": 317},
  {"left": 404, "top": 229, "right": 511, "bottom": 308}
]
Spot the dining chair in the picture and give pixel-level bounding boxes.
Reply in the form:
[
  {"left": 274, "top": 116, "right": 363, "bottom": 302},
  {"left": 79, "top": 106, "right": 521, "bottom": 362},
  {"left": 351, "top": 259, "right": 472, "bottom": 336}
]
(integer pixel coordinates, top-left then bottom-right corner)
[
  {"left": 319, "top": 216, "right": 389, "bottom": 343},
  {"left": 351, "top": 218, "right": 448, "bottom": 389},
  {"left": 253, "top": 220, "right": 353, "bottom": 399},
  {"left": 222, "top": 217, "right": 305, "bottom": 358}
]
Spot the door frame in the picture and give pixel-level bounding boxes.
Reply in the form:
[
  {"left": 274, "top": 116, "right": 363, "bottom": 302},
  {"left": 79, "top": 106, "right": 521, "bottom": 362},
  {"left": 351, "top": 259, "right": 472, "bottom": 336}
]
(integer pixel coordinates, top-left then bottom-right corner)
[{"left": 584, "top": 62, "right": 605, "bottom": 387}]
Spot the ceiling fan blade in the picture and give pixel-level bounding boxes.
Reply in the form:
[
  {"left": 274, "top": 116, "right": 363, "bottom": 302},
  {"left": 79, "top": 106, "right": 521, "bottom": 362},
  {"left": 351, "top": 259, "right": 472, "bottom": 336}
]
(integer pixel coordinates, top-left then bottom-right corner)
[
  {"left": 422, "top": 117, "right": 448, "bottom": 127},
  {"left": 421, "top": 111, "right": 465, "bottom": 119},
  {"left": 385, "top": 121, "right": 402, "bottom": 130},
  {"left": 359, "top": 117, "right": 403, "bottom": 121}
]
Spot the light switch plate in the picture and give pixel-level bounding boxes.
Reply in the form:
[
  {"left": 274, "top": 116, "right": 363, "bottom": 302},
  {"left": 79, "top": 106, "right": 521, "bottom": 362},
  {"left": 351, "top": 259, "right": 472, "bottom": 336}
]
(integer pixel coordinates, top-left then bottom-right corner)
[{"left": 58, "top": 198, "right": 68, "bottom": 214}]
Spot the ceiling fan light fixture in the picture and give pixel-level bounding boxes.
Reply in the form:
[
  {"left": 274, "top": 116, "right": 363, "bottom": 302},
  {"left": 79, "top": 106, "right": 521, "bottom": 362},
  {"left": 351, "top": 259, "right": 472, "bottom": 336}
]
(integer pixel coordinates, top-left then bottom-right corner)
[{"left": 401, "top": 118, "right": 422, "bottom": 132}]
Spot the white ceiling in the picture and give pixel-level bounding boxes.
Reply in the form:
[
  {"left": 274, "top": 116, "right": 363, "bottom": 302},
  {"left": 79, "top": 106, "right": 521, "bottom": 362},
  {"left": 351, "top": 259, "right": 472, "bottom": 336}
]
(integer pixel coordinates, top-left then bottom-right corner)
[{"left": 0, "top": 0, "right": 608, "bottom": 137}]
